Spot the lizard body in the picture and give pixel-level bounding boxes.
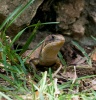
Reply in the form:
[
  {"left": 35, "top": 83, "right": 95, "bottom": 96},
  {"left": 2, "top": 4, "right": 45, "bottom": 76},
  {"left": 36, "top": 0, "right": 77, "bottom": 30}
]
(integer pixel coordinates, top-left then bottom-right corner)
[{"left": 22, "top": 34, "right": 65, "bottom": 67}]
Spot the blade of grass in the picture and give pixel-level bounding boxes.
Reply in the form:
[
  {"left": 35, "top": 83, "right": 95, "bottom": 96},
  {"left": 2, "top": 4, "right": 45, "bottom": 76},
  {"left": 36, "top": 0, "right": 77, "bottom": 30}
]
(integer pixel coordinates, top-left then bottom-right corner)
[
  {"left": 14, "top": 53, "right": 27, "bottom": 74},
  {"left": 91, "top": 35, "right": 96, "bottom": 41},
  {"left": 10, "top": 72, "right": 25, "bottom": 89},
  {"left": 40, "top": 71, "right": 47, "bottom": 92},
  {"left": 77, "top": 75, "right": 96, "bottom": 80},
  {"left": 1, "top": 61, "right": 22, "bottom": 73},
  {"left": 0, "top": 85, "right": 15, "bottom": 92},
  {"left": 58, "top": 81, "right": 72, "bottom": 90},
  {"left": 10, "top": 28, "right": 26, "bottom": 46},
  {"left": 48, "top": 68, "right": 53, "bottom": 82},
  {"left": 0, "top": 92, "right": 13, "bottom": 100},
  {"left": 20, "top": 21, "right": 40, "bottom": 55},
  {"left": 58, "top": 51, "right": 67, "bottom": 67},
  {"left": 0, "top": 74, "right": 14, "bottom": 86},
  {"left": 28, "top": 22, "right": 59, "bottom": 28},
  {"left": 11, "top": 21, "right": 59, "bottom": 46},
  {"left": 72, "top": 40, "right": 92, "bottom": 66},
  {"left": 4, "top": 0, "right": 35, "bottom": 31},
  {"left": 91, "top": 90, "right": 96, "bottom": 97}
]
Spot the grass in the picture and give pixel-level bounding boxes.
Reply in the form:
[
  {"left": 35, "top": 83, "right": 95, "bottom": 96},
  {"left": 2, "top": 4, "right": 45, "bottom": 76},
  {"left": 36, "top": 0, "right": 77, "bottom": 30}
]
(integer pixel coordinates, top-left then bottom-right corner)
[
  {"left": 0, "top": 0, "right": 96, "bottom": 100},
  {"left": 72, "top": 40, "right": 92, "bottom": 66}
]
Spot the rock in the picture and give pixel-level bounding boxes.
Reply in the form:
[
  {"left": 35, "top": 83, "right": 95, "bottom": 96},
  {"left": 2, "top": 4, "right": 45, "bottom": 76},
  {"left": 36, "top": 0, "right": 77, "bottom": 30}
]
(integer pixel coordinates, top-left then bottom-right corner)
[
  {"left": 89, "top": 11, "right": 96, "bottom": 23},
  {"left": 54, "top": 0, "right": 85, "bottom": 30},
  {"left": 85, "top": 0, "right": 96, "bottom": 37},
  {"left": 0, "top": 0, "right": 44, "bottom": 37},
  {"left": 88, "top": 0, "right": 96, "bottom": 23},
  {"left": 71, "top": 18, "right": 87, "bottom": 39},
  {"left": 1, "top": 0, "right": 95, "bottom": 47}
]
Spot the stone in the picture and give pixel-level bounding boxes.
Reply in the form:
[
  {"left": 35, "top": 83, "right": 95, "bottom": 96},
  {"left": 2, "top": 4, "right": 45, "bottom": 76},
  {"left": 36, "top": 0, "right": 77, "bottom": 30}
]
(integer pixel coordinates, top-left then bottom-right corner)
[
  {"left": 71, "top": 18, "right": 87, "bottom": 39},
  {"left": 89, "top": 11, "right": 96, "bottom": 23},
  {"left": 85, "top": 0, "right": 96, "bottom": 37},
  {"left": 0, "top": 0, "right": 44, "bottom": 37},
  {"left": 54, "top": 0, "right": 85, "bottom": 30}
]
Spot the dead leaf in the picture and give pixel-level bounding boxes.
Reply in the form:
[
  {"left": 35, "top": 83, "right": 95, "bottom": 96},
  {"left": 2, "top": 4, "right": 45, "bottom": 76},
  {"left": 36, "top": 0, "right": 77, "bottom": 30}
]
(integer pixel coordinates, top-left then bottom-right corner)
[
  {"left": 91, "top": 79, "right": 96, "bottom": 90},
  {"left": 72, "top": 96, "right": 80, "bottom": 100},
  {"left": 62, "top": 66, "right": 78, "bottom": 81},
  {"left": 91, "top": 48, "right": 96, "bottom": 61}
]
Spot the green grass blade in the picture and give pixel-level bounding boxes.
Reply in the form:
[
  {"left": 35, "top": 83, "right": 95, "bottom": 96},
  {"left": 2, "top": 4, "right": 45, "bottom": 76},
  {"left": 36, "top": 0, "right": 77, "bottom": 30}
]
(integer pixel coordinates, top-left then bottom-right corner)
[
  {"left": 72, "top": 40, "right": 92, "bottom": 66},
  {"left": 91, "top": 36, "right": 96, "bottom": 41},
  {"left": 58, "top": 51, "right": 67, "bottom": 67},
  {"left": 5, "top": 0, "right": 35, "bottom": 30},
  {"left": 11, "top": 21, "right": 59, "bottom": 47},
  {"left": 40, "top": 71, "right": 47, "bottom": 91},
  {"left": 16, "top": 54, "right": 27, "bottom": 74},
  {"left": 0, "top": 92, "right": 13, "bottom": 100},
  {"left": 48, "top": 68, "right": 53, "bottom": 82},
  {"left": 20, "top": 22, "right": 40, "bottom": 55},
  {"left": 28, "top": 22, "right": 59, "bottom": 28},
  {"left": 10, "top": 28, "right": 26, "bottom": 46},
  {"left": 0, "top": 85, "right": 14, "bottom": 92},
  {"left": 77, "top": 75, "right": 96, "bottom": 80},
  {"left": 0, "top": 74, "right": 14, "bottom": 86},
  {"left": 58, "top": 81, "right": 72, "bottom": 90},
  {"left": 10, "top": 24, "right": 38, "bottom": 47},
  {"left": 92, "top": 90, "right": 96, "bottom": 97},
  {"left": 1, "top": 61, "right": 20, "bottom": 73}
]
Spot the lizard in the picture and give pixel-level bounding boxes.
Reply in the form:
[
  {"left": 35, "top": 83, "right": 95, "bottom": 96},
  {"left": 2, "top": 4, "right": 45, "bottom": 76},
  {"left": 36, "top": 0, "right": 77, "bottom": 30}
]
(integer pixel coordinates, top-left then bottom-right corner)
[{"left": 22, "top": 34, "right": 65, "bottom": 69}]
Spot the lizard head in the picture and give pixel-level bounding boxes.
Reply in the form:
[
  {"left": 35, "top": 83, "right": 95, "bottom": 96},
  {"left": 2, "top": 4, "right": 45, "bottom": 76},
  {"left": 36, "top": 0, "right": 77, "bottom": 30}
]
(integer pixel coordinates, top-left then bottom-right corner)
[
  {"left": 44, "top": 34, "right": 65, "bottom": 45},
  {"left": 39, "top": 34, "right": 65, "bottom": 66}
]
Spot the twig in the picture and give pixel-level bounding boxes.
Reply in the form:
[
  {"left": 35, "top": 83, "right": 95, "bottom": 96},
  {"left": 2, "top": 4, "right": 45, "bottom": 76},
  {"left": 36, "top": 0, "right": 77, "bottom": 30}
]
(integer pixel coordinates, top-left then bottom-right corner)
[{"left": 52, "top": 64, "right": 62, "bottom": 78}]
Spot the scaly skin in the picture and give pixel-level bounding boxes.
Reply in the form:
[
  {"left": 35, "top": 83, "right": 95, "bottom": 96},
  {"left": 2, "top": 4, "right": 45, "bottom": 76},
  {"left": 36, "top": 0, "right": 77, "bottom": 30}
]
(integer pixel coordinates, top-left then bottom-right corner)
[{"left": 22, "top": 34, "right": 65, "bottom": 66}]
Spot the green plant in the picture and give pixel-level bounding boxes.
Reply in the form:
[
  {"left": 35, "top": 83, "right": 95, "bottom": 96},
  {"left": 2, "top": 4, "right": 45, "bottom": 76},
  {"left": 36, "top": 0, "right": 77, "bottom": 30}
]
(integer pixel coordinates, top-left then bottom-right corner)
[{"left": 0, "top": 0, "right": 96, "bottom": 99}]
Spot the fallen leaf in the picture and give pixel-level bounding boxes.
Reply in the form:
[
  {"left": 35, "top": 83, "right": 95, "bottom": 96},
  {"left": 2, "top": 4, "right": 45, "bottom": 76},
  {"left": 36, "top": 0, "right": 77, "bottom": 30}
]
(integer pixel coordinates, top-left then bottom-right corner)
[
  {"left": 91, "top": 48, "right": 96, "bottom": 61},
  {"left": 91, "top": 79, "right": 96, "bottom": 90},
  {"left": 72, "top": 96, "right": 80, "bottom": 100}
]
